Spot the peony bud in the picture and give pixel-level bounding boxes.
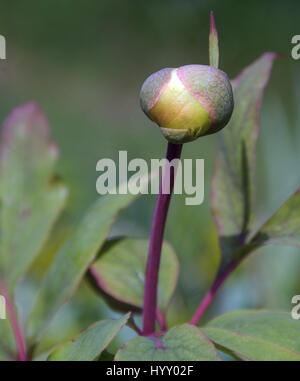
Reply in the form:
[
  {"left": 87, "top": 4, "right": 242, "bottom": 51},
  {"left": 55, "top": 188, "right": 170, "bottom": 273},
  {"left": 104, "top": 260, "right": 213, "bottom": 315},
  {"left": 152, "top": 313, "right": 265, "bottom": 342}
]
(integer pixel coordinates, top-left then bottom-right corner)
[{"left": 140, "top": 64, "right": 234, "bottom": 143}]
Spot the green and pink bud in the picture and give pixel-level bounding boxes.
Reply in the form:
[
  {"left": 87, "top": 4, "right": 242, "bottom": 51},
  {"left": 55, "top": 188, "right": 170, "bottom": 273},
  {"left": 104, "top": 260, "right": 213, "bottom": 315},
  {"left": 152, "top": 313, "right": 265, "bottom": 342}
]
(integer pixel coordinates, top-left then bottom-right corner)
[{"left": 140, "top": 64, "right": 234, "bottom": 143}]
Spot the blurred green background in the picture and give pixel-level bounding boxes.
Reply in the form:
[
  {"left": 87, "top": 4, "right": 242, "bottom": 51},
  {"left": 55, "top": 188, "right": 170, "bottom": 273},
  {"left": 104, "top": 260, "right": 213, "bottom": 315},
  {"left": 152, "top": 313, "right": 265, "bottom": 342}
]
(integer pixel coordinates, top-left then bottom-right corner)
[{"left": 0, "top": 0, "right": 299, "bottom": 355}]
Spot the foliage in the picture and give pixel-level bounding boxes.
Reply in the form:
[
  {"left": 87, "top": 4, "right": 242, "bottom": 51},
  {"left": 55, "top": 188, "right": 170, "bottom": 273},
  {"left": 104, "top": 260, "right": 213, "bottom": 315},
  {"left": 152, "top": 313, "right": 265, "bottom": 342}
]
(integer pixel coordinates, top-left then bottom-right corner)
[
  {"left": 89, "top": 238, "right": 178, "bottom": 315},
  {"left": 48, "top": 313, "right": 130, "bottom": 361},
  {"left": 115, "top": 324, "right": 221, "bottom": 361},
  {"left": 0, "top": 23, "right": 299, "bottom": 363}
]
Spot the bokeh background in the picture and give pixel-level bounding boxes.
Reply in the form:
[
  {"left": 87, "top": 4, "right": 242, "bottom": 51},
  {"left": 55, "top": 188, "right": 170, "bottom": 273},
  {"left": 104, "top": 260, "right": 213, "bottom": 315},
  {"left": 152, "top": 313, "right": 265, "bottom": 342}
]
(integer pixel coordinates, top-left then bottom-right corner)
[{"left": 0, "top": 0, "right": 299, "bottom": 355}]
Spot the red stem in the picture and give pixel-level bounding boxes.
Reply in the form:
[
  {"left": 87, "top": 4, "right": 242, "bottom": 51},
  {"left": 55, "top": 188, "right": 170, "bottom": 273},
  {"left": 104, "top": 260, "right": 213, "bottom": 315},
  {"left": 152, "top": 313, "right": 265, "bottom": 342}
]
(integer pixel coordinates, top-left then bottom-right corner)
[
  {"left": 190, "top": 260, "right": 239, "bottom": 325},
  {"left": 0, "top": 281, "right": 27, "bottom": 361},
  {"left": 142, "top": 142, "right": 182, "bottom": 336}
]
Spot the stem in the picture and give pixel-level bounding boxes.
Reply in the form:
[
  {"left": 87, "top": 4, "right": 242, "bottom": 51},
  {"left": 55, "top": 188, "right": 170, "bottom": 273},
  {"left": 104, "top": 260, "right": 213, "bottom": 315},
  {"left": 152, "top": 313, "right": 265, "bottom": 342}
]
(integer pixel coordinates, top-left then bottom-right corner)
[
  {"left": 142, "top": 142, "right": 182, "bottom": 336},
  {"left": 0, "top": 281, "right": 27, "bottom": 361},
  {"left": 189, "top": 260, "right": 240, "bottom": 326}
]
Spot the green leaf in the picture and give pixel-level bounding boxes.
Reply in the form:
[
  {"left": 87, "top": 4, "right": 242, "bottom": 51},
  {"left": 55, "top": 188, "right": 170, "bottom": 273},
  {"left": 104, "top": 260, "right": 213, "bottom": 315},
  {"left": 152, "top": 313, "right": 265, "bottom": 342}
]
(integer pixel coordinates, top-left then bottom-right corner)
[
  {"left": 0, "top": 318, "right": 17, "bottom": 360},
  {"left": 47, "top": 313, "right": 130, "bottom": 361},
  {"left": 0, "top": 102, "right": 68, "bottom": 292},
  {"left": 203, "top": 310, "right": 300, "bottom": 361},
  {"left": 89, "top": 238, "right": 179, "bottom": 314},
  {"left": 250, "top": 187, "right": 300, "bottom": 248},
  {"left": 209, "top": 11, "right": 219, "bottom": 69},
  {"left": 115, "top": 324, "right": 220, "bottom": 361},
  {"left": 211, "top": 53, "right": 276, "bottom": 264},
  {"left": 27, "top": 186, "right": 146, "bottom": 343}
]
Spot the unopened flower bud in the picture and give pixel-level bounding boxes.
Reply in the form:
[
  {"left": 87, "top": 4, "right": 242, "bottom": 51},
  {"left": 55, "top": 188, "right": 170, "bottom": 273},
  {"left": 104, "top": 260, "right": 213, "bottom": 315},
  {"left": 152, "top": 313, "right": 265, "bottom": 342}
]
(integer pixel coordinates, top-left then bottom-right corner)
[{"left": 140, "top": 65, "right": 234, "bottom": 143}]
